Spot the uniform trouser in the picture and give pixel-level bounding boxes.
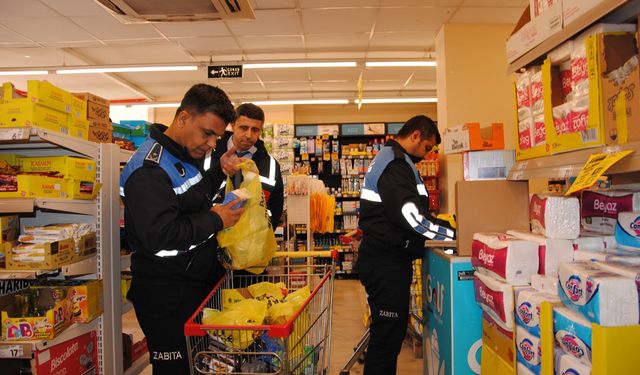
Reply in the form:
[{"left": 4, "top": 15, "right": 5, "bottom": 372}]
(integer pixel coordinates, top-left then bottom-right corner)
[
  {"left": 358, "top": 254, "right": 413, "bottom": 375},
  {"left": 129, "top": 282, "right": 211, "bottom": 375}
]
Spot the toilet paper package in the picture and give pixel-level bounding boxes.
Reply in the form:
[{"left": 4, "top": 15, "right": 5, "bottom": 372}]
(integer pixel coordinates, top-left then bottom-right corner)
[
  {"left": 558, "top": 261, "right": 640, "bottom": 326},
  {"left": 508, "top": 229, "right": 573, "bottom": 276},
  {"left": 554, "top": 306, "right": 592, "bottom": 365},
  {"left": 516, "top": 325, "right": 541, "bottom": 372},
  {"left": 595, "top": 261, "right": 640, "bottom": 322},
  {"left": 474, "top": 271, "right": 516, "bottom": 330},
  {"left": 615, "top": 212, "right": 640, "bottom": 250},
  {"left": 472, "top": 232, "right": 539, "bottom": 285},
  {"left": 516, "top": 361, "right": 537, "bottom": 375},
  {"left": 581, "top": 190, "right": 640, "bottom": 234},
  {"left": 555, "top": 350, "right": 593, "bottom": 375},
  {"left": 530, "top": 194, "right": 580, "bottom": 239},
  {"left": 573, "top": 247, "right": 640, "bottom": 265},
  {"left": 515, "top": 288, "right": 561, "bottom": 335},
  {"left": 531, "top": 274, "right": 560, "bottom": 295},
  {"left": 572, "top": 231, "right": 617, "bottom": 251}
]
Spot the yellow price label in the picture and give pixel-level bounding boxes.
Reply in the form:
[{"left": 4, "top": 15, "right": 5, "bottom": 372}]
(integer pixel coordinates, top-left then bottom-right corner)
[{"left": 565, "top": 150, "right": 634, "bottom": 195}]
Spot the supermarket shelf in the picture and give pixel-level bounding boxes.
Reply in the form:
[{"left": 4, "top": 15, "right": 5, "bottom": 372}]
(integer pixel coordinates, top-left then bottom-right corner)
[
  {"left": 120, "top": 149, "right": 134, "bottom": 164},
  {"left": 121, "top": 254, "right": 131, "bottom": 271},
  {"left": 0, "top": 198, "right": 35, "bottom": 213},
  {"left": 507, "top": 0, "right": 637, "bottom": 74},
  {"left": 336, "top": 196, "right": 359, "bottom": 200},
  {"left": 124, "top": 352, "right": 150, "bottom": 375},
  {"left": 0, "top": 127, "right": 98, "bottom": 159},
  {"left": 62, "top": 256, "right": 97, "bottom": 276},
  {"left": 122, "top": 300, "right": 134, "bottom": 315},
  {"left": 0, "top": 318, "right": 100, "bottom": 359},
  {"left": 507, "top": 141, "right": 640, "bottom": 180},
  {"left": 0, "top": 198, "right": 96, "bottom": 215},
  {"left": 0, "top": 269, "right": 50, "bottom": 280}
]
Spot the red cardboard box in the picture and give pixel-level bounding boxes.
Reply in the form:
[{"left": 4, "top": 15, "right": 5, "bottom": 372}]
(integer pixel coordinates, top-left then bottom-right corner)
[{"left": 34, "top": 331, "right": 98, "bottom": 375}]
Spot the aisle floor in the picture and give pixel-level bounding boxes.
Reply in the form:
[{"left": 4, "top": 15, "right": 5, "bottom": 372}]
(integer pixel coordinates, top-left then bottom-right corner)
[{"left": 140, "top": 279, "right": 422, "bottom": 375}]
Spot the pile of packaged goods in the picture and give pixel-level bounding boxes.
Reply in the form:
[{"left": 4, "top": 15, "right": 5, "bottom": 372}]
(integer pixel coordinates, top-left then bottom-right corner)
[
  {"left": 198, "top": 281, "right": 312, "bottom": 373},
  {"left": 112, "top": 120, "right": 151, "bottom": 150},
  {"left": 472, "top": 189, "right": 640, "bottom": 374},
  {"left": 7, "top": 223, "right": 96, "bottom": 270},
  {"left": 0, "top": 215, "right": 19, "bottom": 268},
  {"left": 265, "top": 124, "right": 294, "bottom": 176},
  {"left": 0, "top": 155, "right": 98, "bottom": 200}
]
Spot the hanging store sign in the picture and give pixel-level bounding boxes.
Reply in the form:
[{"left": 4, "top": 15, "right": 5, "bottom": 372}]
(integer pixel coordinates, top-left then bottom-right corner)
[{"left": 208, "top": 65, "right": 243, "bottom": 78}]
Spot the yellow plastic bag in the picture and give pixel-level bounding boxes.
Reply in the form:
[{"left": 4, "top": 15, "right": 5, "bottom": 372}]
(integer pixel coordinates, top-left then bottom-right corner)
[
  {"left": 247, "top": 282, "right": 287, "bottom": 299},
  {"left": 285, "top": 285, "right": 310, "bottom": 309},
  {"left": 266, "top": 301, "right": 296, "bottom": 325},
  {"left": 217, "top": 160, "right": 278, "bottom": 273},
  {"left": 205, "top": 299, "right": 268, "bottom": 350}
]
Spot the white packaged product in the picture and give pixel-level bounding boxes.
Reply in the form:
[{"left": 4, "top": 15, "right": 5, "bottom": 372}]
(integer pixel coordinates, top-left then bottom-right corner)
[
  {"left": 616, "top": 212, "right": 640, "bottom": 250},
  {"left": 580, "top": 190, "right": 640, "bottom": 234},
  {"left": 518, "top": 117, "right": 533, "bottom": 150},
  {"left": 553, "top": 103, "right": 572, "bottom": 135},
  {"left": 548, "top": 40, "right": 573, "bottom": 63},
  {"left": 530, "top": 69, "right": 544, "bottom": 115},
  {"left": 531, "top": 274, "right": 560, "bottom": 296},
  {"left": 572, "top": 231, "right": 617, "bottom": 251},
  {"left": 471, "top": 232, "right": 539, "bottom": 285},
  {"left": 515, "top": 287, "right": 560, "bottom": 336},
  {"left": 529, "top": 193, "right": 580, "bottom": 239},
  {"left": 532, "top": 113, "right": 546, "bottom": 147},
  {"left": 508, "top": 229, "right": 574, "bottom": 276},
  {"left": 594, "top": 261, "right": 640, "bottom": 323},
  {"left": 516, "top": 361, "right": 536, "bottom": 375},
  {"left": 515, "top": 325, "right": 541, "bottom": 371},
  {"left": 573, "top": 247, "right": 640, "bottom": 265},
  {"left": 558, "top": 261, "right": 640, "bottom": 326},
  {"left": 473, "top": 271, "right": 516, "bottom": 330},
  {"left": 516, "top": 72, "right": 532, "bottom": 120},
  {"left": 555, "top": 351, "right": 592, "bottom": 375},
  {"left": 554, "top": 306, "right": 592, "bottom": 365},
  {"left": 570, "top": 94, "right": 589, "bottom": 135}
]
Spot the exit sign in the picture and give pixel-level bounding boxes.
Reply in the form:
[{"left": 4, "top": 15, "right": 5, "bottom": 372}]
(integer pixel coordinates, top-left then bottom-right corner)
[{"left": 208, "top": 65, "right": 243, "bottom": 78}]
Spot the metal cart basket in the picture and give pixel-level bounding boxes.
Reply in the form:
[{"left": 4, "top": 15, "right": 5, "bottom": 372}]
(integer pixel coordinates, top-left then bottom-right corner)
[{"left": 184, "top": 251, "right": 335, "bottom": 374}]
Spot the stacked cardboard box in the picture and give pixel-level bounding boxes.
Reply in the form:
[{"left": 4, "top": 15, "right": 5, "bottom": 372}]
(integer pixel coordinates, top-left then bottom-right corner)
[{"left": 73, "top": 92, "right": 112, "bottom": 143}]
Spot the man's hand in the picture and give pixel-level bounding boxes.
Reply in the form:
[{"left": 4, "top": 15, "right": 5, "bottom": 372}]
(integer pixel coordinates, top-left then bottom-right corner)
[
  {"left": 220, "top": 146, "right": 242, "bottom": 176},
  {"left": 211, "top": 198, "right": 245, "bottom": 228}
]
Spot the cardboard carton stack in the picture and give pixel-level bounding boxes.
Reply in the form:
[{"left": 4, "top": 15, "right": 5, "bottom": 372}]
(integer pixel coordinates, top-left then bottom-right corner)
[{"left": 72, "top": 92, "right": 112, "bottom": 143}]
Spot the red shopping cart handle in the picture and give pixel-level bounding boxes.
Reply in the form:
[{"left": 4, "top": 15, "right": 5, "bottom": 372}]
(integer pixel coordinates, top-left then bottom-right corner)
[{"left": 339, "top": 229, "right": 362, "bottom": 244}]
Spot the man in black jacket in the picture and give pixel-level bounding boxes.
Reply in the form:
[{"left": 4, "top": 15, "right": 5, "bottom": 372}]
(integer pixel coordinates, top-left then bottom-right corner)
[
  {"left": 208, "top": 103, "right": 284, "bottom": 226},
  {"left": 120, "top": 84, "right": 244, "bottom": 374},
  {"left": 358, "top": 115, "right": 455, "bottom": 375}
]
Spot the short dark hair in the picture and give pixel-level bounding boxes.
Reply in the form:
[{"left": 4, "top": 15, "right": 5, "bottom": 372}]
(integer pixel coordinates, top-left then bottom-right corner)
[
  {"left": 175, "top": 84, "right": 236, "bottom": 124},
  {"left": 236, "top": 103, "right": 265, "bottom": 122},
  {"left": 396, "top": 115, "right": 441, "bottom": 144}
]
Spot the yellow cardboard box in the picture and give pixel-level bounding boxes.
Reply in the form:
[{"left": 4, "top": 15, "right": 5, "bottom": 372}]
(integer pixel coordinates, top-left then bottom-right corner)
[
  {"left": 5, "top": 237, "right": 76, "bottom": 270},
  {"left": 65, "top": 179, "right": 99, "bottom": 200},
  {"left": 19, "top": 156, "right": 96, "bottom": 181},
  {"left": 1, "top": 287, "right": 72, "bottom": 340},
  {"left": 68, "top": 94, "right": 87, "bottom": 120},
  {"left": 72, "top": 92, "right": 109, "bottom": 121},
  {"left": 68, "top": 117, "right": 90, "bottom": 140},
  {"left": 0, "top": 154, "right": 23, "bottom": 166},
  {"left": 481, "top": 312, "right": 516, "bottom": 367},
  {"left": 0, "top": 99, "right": 69, "bottom": 134},
  {"left": 0, "top": 215, "right": 19, "bottom": 244},
  {"left": 27, "top": 80, "right": 72, "bottom": 114},
  {"left": 68, "top": 279, "right": 103, "bottom": 323},
  {"left": 0, "top": 175, "right": 65, "bottom": 199},
  {"left": 1, "top": 82, "right": 26, "bottom": 104},
  {"left": 74, "top": 232, "right": 97, "bottom": 261},
  {"left": 513, "top": 83, "right": 552, "bottom": 160}
]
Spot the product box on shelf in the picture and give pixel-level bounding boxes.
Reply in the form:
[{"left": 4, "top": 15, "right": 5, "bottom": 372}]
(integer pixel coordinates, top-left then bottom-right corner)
[
  {"left": 0, "top": 175, "right": 66, "bottom": 199},
  {"left": 36, "top": 279, "right": 103, "bottom": 324},
  {"left": 68, "top": 94, "right": 87, "bottom": 120},
  {"left": 72, "top": 92, "right": 109, "bottom": 122},
  {"left": 0, "top": 99, "right": 69, "bottom": 134},
  {"left": 34, "top": 331, "right": 98, "bottom": 375},
  {"left": 26, "top": 80, "right": 72, "bottom": 114},
  {"left": 463, "top": 150, "right": 516, "bottom": 180},
  {"left": 563, "top": 0, "right": 607, "bottom": 26},
  {"left": 0, "top": 287, "right": 72, "bottom": 341},
  {"left": 0, "top": 215, "right": 19, "bottom": 244},
  {"left": 443, "top": 123, "right": 504, "bottom": 155},
  {"left": 19, "top": 156, "right": 97, "bottom": 181},
  {"left": 513, "top": 81, "right": 552, "bottom": 160},
  {"left": 119, "top": 120, "right": 151, "bottom": 137},
  {"left": 67, "top": 117, "right": 90, "bottom": 140},
  {"left": 1, "top": 82, "right": 26, "bottom": 103},
  {"left": 66, "top": 179, "right": 99, "bottom": 200},
  {"left": 5, "top": 237, "right": 76, "bottom": 270},
  {"left": 0, "top": 153, "right": 23, "bottom": 167},
  {"left": 74, "top": 232, "right": 97, "bottom": 261},
  {"left": 88, "top": 118, "right": 113, "bottom": 143},
  {"left": 481, "top": 312, "right": 516, "bottom": 367},
  {"left": 506, "top": 2, "right": 563, "bottom": 63}
]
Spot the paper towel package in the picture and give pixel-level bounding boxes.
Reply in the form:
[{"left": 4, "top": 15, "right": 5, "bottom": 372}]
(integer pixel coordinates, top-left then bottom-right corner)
[
  {"left": 554, "top": 306, "right": 592, "bottom": 365},
  {"left": 508, "top": 229, "right": 574, "bottom": 276},
  {"left": 558, "top": 262, "right": 640, "bottom": 326},
  {"left": 572, "top": 247, "right": 640, "bottom": 265},
  {"left": 595, "top": 261, "right": 640, "bottom": 322},
  {"left": 531, "top": 274, "right": 560, "bottom": 295},
  {"left": 472, "top": 232, "right": 539, "bottom": 285},
  {"left": 516, "top": 325, "right": 542, "bottom": 371},
  {"left": 516, "top": 362, "right": 537, "bottom": 375},
  {"left": 581, "top": 190, "right": 640, "bottom": 234},
  {"left": 555, "top": 350, "right": 592, "bottom": 375},
  {"left": 515, "top": 288, "right": 561, "bottom": 335},
  {"left": 616, "top": 211, "right": 640, "bottom": 250},
  {"left": 530, "top": 194, "right": 580, "bottom": 239},
  {"left": 474, "top": 271, "right": 516, "bottom": 330},
  {"left": 572, "top": 231, "right": 617, "bottom": 251}
]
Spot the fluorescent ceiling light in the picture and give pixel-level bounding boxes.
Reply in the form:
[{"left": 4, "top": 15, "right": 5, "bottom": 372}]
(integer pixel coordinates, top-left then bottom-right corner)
[
  {"left": 243, "top": 62, "right": 356, "bottom": 69},
  {"left": 366, "top": 61, "right": 436, "bottom": 67},
  {"left": 111, "top": 102, "right": 181, "bottom": 109},
  {"left": 356, "top": 98, "right": 437, "bottom": 104},
  {"left": 248, "top": 99, "right": 349, "bottom": 105},
  {"left": 0, "top": 70, "right": 48, "bottom": 76},
  {"left": 57, "top": 66, "right": 198, "bottom": 74}
]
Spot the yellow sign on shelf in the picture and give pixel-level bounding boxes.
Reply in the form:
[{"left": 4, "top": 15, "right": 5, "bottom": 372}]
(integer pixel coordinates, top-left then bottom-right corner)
[{"left": 565, "top": 150, "right": 634, "bottom": 195}]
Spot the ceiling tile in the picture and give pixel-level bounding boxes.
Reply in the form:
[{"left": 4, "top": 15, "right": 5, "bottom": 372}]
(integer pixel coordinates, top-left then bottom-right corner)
[
  {"left": 302, "top": 8, "right": 377, "bottom": 34},
  {"left": 243, "top": 52, "right": 307, "bottom": 60},
  {"left": 254, "top": 0, "right": 296, "bottom": 9},
  {"left": 366, "top": 51, "right": 429, "bottom": 58},
  {"left": 263, "top": 81, "right": 313, "bottom": 92},
  {"left": 193, "top": 54, "right": 244, "bottom": 62},
  {"left": 116, "top": 69, "right": 204, "bottom": 85},
  {"left": 450, "top": 7, "right": 524, "bottom": 23},
  {"left": 101, "top": 38, "right": 166, "bottom": 46},
  {"left": 236, "top": 35, "right": 304, "bottom": 52},
  {"left": 71, "top": 15, "right": 163, "bottom": 40},
  {"left": 310, "top": 69, "right": 360, "bottom": 81},
  {"left": 369, "top": 31, "right": 436, "bottom": 50},
  {"left": 363, "top": 69, "right": 415, "bottom": 81},
  {"left": 226, "top": 9, "right": 300, "bottom": 36},
  {"left": 305, "top": 33, "right": 371, "bottom": 50},
  {"left": 74, "top": 43, "right": 194, "bottom": 64},
  {"left": 0, "top": 47, "right": 86, "bottom": 67},
  {"left": 306, "top": 51, "right": 366, "bottom": 59},
  {"left": 463, "top": 0, "right": 528, "bottom": 6},
  {"left": 40, "top": 0, "right": 109, "bottom": 17},
  {"left": 177, "top": 37, "right": 242, "bottom": 56},
  {"left": 380, "top": 0, "right": 463, "bottom": 5},
  {"left": 299, "top": 0, "right": 380, "bottom": 7},
  {"left": 0, "top": 24, "right": 37, "bottom": 44},
  {"left": 252, "top": 69, "right": 309, "bottom": 82},
  {"left": 0, "top": 0, "right": 58, "bottom": 18},
  {"left": 312, "top": 81, "right": 357, "bottom": 92},
  {"left": 0, "top": 17, "right": 98, "bottom": 43},
  {"left": 154, "top": 21, "right": 230, "bottom": 38},
  {"left": 376, "top": 7, "right": 454, "bottom": 32}
]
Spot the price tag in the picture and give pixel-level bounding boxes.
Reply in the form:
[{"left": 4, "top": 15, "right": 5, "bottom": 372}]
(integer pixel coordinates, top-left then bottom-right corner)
[
  {"left": 565, "top": 150, "right": 634, "bottom": 195},
  {"left": 0, "top": 344, "right": 24, "bottom": 358},
  {"left": 0, "top": 127, "right": 29, "bottom": 141}
]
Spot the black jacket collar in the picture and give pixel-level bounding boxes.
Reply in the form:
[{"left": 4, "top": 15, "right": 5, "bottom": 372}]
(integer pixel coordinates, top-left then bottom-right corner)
[
  {"left": 149, "top": 124, "right": 199, "bottom": 165},
  {"left": 387, "top": 139, "right": 423, "bottom": 164}
]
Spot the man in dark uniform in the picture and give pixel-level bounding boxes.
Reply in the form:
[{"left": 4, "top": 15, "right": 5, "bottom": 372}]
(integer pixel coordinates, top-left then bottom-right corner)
[
  {"left": 358, "top": 115, "right": 455, "bottom": 375},
  {"left": 120, "top": 84, "right": 244, "bottom": 374}
]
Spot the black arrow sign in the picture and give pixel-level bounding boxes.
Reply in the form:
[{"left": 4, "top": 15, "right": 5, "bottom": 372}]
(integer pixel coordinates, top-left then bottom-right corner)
[{"left": 208, "top": 65, "right": 243, "bottom": 78}]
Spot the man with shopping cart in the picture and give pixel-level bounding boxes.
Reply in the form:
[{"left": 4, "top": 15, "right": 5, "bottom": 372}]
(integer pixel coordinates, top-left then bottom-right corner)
[{"left": 357, "top": 115, "right": 455, "bottom": 375}]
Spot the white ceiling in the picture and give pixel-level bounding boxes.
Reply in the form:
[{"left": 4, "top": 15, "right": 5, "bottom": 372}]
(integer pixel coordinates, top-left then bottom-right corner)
[{"left": 0, "top": 0, "right": 527, "bottom": 102}]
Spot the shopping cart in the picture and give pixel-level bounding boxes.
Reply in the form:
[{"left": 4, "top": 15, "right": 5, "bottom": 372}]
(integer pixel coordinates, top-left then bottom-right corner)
[{"left": 184, "top": 251, "right": 336, "bottom": 375}]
